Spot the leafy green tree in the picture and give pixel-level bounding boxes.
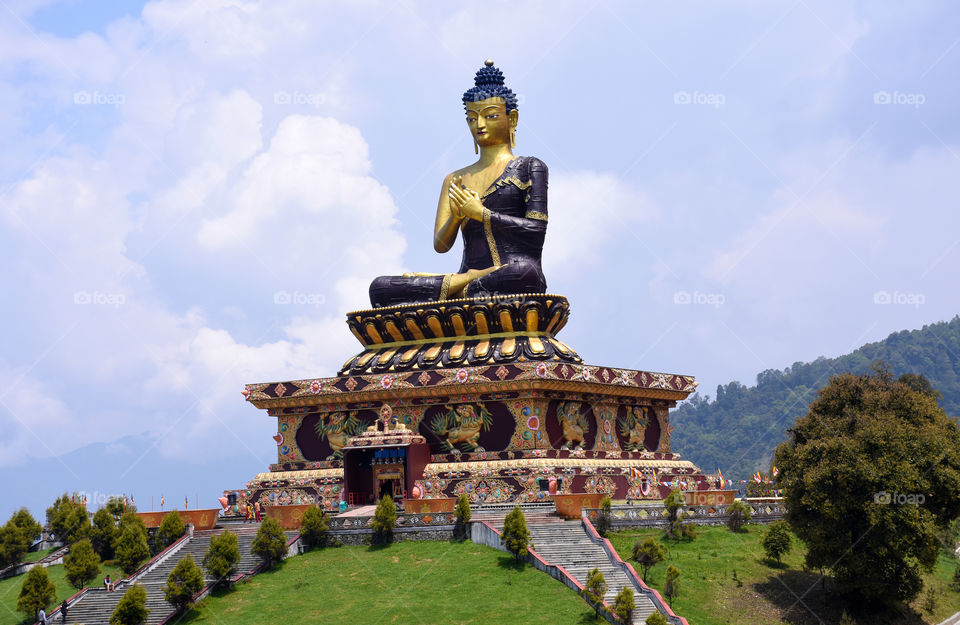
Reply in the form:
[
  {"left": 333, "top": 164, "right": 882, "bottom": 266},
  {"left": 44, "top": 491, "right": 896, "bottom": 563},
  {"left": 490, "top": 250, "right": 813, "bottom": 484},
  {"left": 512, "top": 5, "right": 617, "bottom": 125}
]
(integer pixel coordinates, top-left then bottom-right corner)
[
  {"left": 164, "top": 555, "right": 204, "bottom": 614},
  {"left": 106, "top": 496, "right": 136, "bottom": 517},
  {"left": 156, "top": 511, "right": 185, "bottom": 551},
  {"left": 663, "top": 565, "right": 681, "bottom": 606},
  {"left": 371, "top": 497, "right": 396, "bottom": 544},
  {"left": 726, "top": 500, "right": 752, "bottom": 533},
  {"left": 774, "top": 368, "right": 960, "bottom": 604},
  {"left": 90, "top": 508, "right": 118, "bottom": 560},
  {"left": 300, "top": 507, "right": 330, "bottom": 550},
  {"left": 46, "top": 494, "right": 90, "bottom": 544},
  {"left": 454, "top": 494, "right": 471, "bottom": 540},
  {"left": 613, "top": 586, "right": 635, "bottom": 623},
  {"left": 645, "top": 613, "right": 668, "bottom": 625},
  {"left": 115, "top": 520, "right": 150, "bottom": 575},
  {"left": 501, "top": 506, "right": 530, "bottom": 561},
  {"left": 8, "top": 508, "right": 42, "bottom": 542},
  {"left": 761, "top": 521, "right": 792, "bottom": 568},
  {"left": 581, "top": 567, "right": 608, "bottom": 618},
  {"left": 65, "top": 538, "right": 101, "bottom": 589},
  {"left": 252, "top": 518, "right": 287, "bottom": 568},
  {"left": 17, "top": 566, "right": 56, "bottom": 620},
  {"left": 203, "top": 531, "right": 240, "bottom": 586},
  {"left": 110, "top": 583, "right": 149, "bottom": 625},
  {"left": 663, "top": 490, "right": 694, "bottom": 541},
  {"left": 596, "top": 496, "right": 612, "bottom": 537},
  {"left": 631, "top": 538, "right": 665, "bottom": 582}
]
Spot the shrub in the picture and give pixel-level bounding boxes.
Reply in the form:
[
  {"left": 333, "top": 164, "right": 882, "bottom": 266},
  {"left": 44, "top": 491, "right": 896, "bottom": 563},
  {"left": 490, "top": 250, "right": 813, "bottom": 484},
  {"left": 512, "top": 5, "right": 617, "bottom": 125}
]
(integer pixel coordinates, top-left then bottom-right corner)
[
  {"left": 454, "top": 494, "right": 471, "bottom": 540},
  {"left": 632, "top": 538, "right": 666, "bottom": 582},
  {"left": 300, "top": 507, "right": 330, "bottom": 550},
  {"left": 157, "top": 511, "right": 186, "bottom": 551},
  {"left": 90, "top": 508, "right": 118, "bottom": 560},
  {"left": 110, "top": 583, "right": 149, "bottom": 625},
  {"left": 581, "top": 567, "right": 608, "bottom": 618},
  {"left": 252, "top": 518, "right": 287, "bottom": 568},
  {"left": 17, "top": 566, "right": 56, "bottom": 620},
  {"left": 164, "top": 555, "right": 204, "bottom": 614},
  {"left": 371, "top": 497, "right": 397, "bottom": 545},
  {"left": 664, "top": 565, "right": 681, "bottom": 606},
  {"left": 663, "top": 490, "right": 693, "bottom": 541},
  {"left": 65, "top": 538, "right": 101, "bottom": 589},
  {"left": 761, "top": 521, "right": 792, "bottom": 568},
  {"left": 596, "top": 496, "right": 612, "bottom": 537},
  {"left": 726, "top": 500, "right": 752, "bottom": 533},
  {"left": 501, "top": 506, "right": 530, "bottom": 561},
  {"left": 645, "top": 612, "right": 668, "bottom": 625},
  {"left": 203, "top": 532, "right": 240, "bottom": 586},
  {"left": 613, "top": 586, "right": 635, "bottom": 623},
  {"left": 115, "top": 521, "right": 150, "bottom": 575}
]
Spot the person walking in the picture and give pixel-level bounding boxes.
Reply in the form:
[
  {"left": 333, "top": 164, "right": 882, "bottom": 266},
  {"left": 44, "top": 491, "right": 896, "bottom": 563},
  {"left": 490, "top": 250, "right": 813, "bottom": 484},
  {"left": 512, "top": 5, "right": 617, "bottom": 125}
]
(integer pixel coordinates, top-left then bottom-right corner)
[
  {"left": 37, "top": 607, "right": 47, "bottom": 624},
  {"left": 60, "top": 599, "right": 68, "bottom": 623},
  {"left": 254, "top": 501, "right": 261, "bottom": 523}
]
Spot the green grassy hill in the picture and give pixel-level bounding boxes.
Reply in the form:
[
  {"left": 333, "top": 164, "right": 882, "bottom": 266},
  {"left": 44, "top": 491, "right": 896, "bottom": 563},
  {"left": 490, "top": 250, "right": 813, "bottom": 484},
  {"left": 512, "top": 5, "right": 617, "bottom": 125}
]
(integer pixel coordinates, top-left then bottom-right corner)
[
  {"left": 0, "top": 561, "right": 125, "bottom": 624},
  {"left": 672, "top": 316, "right": 960, "bottom": 482}
]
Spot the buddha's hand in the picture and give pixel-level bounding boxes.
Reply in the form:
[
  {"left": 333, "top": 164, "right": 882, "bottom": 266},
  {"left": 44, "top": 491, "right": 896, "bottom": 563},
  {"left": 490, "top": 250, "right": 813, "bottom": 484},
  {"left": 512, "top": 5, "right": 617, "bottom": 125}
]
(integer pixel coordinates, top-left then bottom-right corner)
[{"left": 448, "top": 177, "right": 484, "bottom": 222}]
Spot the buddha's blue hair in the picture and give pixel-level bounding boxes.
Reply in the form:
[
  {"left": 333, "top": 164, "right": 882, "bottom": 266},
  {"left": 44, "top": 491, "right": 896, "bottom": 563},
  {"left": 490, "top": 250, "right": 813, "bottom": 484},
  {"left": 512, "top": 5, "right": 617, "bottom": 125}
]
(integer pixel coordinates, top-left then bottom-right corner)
[{"left": 462, "top": 63, "right": 518, "bottom": 112}]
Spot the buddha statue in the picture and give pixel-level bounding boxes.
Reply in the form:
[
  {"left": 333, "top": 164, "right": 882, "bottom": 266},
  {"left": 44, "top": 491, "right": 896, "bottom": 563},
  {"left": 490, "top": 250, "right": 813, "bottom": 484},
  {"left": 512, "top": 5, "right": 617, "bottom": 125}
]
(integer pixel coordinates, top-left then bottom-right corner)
[{"left": 369, "top": 60, "right": 548, "bottom": 308}]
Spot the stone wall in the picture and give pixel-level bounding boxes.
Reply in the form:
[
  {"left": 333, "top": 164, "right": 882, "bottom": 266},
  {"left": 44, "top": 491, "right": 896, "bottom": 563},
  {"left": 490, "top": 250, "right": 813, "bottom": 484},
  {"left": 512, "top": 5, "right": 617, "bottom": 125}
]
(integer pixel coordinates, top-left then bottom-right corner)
[{"left": 585, "top": 499, "right": 787, "bottom": 529}]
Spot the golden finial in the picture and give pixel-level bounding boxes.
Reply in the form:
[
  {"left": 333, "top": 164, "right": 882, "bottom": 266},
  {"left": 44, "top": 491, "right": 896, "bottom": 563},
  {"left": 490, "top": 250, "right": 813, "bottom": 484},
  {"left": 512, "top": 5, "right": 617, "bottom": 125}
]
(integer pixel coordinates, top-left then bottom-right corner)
[{"left": 484, "top": 59, "right": 494, "bottom": 67}]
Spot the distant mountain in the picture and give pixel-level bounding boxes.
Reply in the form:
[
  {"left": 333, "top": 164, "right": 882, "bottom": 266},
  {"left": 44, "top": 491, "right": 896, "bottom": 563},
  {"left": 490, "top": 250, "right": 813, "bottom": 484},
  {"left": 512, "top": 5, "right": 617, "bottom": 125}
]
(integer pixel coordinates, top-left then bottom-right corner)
[{"left": 672, "top": 316, "right": 960, "bottom": 482}]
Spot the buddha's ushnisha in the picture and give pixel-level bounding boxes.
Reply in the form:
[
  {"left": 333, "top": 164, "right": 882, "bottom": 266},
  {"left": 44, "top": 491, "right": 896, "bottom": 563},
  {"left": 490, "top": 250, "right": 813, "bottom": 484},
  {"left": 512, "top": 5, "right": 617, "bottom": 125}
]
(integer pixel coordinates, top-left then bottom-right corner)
[{"left": 369, "top": 60, "right": 549, "bottom": 307}]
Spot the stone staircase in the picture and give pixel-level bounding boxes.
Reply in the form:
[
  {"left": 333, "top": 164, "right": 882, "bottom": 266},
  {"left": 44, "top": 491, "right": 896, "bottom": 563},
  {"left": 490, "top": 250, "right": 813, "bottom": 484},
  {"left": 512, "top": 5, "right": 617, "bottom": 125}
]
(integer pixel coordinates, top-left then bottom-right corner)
[
  {"left": 52, "top": 525, "right": 270, "bottom": 625},
  {"left": 471, "top": 502, "right": 564, "bottom": 528}
]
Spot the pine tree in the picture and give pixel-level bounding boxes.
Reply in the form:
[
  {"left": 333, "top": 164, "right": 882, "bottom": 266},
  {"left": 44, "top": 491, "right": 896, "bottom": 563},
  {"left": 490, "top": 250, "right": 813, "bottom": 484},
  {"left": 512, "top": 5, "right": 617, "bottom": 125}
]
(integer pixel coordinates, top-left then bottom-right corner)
[
  {"left": 164, "top": 555, "right": 204, "bottom": 614},
  {"left": 90, "top": 508, "right": 118, "bottom": 560},
  {"left": 596, "top": 496, "right": 612, "bottom": 537},
  {"left": 370, "top": 497, "right": 397, "bottom": 545},
  {"left": 581, "top": 567, "right": 607, "bottom": 618},
  {"left": 156, "top": 511, "right": 186, "bottom": 551},
  {"left": 726, "top": 500, "right": 752, "bottom": 533},
  {"left": 110, "top": 583, "right": 150, "bottom": 625},
  {"left": 664, "top": 565, "right": 681, "bottom": 606},
  {"left": 17, "top": 566, "right": 56, "bottom": 621},
  {"left": 203, "top": 531, "right": 240, "bottom": 586},
  {"left": 115, "top": 521, "right": 150, "bottom": 575},
  {"left": 613, "top": 586, "right": 636, "bottom": 623},
  {"left": 454, "top": 494, "right": 471, "bottom": 540},
  {"left": 299, "top": 507, "right": 329, "bottom": 550},
  {"left": 64, "top": 538, "right": 101, "bottom": 589},
  {"left": 252, "top": 518, "right": 287, "bottom": 568},
  {"left": 631, "top": 538, "right": 665, "bottom": 582},
  {"left": 645, "top": 612, "right": 668, "bottom": 625},
  {"left": 501, "top": 506, "right": 530, "bottom": 561}
]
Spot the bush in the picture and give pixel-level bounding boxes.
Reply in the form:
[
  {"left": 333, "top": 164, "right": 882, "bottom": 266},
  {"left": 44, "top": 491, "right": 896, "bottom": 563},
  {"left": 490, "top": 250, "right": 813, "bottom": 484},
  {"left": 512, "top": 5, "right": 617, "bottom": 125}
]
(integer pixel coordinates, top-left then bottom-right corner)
[
  {"left": 203, "top": 531, "right": 240, "bottom": 587},
  {"left": 252, "top": 518, "right": 287, "bottom": 568},
  {"left": 726, "top": 500, "right": 752, "bottom": 533},
  {"left": 371, "top": 497, "right": 397, "bottom": 544},
  {"left": 110, "top": 583, "right": 149, "bottom": 625},
  {"left": 164, "top": 555, "right": 204, "bottom": 614},
  {"left": 90, "top": 508, "right": 118, "bottom": 560},
  {"left": 454, "top": 494, "right": 471, "bottom": 540},
  {"left": 115, "top": 521, "right": 150, "bottom": 575},
  {"left": 664, "top": 565, "right": 681, "bottom": 606},
  {"left": 581, "top": 567, "right": 608, "bottom": 618},
  {"left": 632, "top": 538, "right": 666, "bottom": 582},
  {"left": 596, "top": 496, "right": 612, "bottom": 537},
  {"left": 762, "top": 520, "right": 792, "bottom": 568},
  {"left": 645, "top": 612, "right": 668, "bottom": 625},
  {"left": 65, "top": 538, "right": 101, "bottom": 589},
  {"left": 663, "top": 490, "right": 693, "bottom": 541},
  {"left": 501, "top": 506, "right": 530, "bottom": 561},
  {"left": 17, "top": 566, "right": 56, "bottom": 620},
  {"left": 614, "top": 586, "right": 635, "bottom": 623},
  {"left": 300, "top": 507, "right": 330, "bottom": 550},
  {"left": 157, "top": 511, "right": 186, "bottom": 551}
]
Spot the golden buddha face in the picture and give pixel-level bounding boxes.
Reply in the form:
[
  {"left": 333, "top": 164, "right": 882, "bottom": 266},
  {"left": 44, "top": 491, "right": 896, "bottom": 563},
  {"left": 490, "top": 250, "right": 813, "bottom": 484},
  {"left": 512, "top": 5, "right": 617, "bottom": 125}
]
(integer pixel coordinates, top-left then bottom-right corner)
[{"left": 465, "top": 97, "right": 518, "bottom": 148}]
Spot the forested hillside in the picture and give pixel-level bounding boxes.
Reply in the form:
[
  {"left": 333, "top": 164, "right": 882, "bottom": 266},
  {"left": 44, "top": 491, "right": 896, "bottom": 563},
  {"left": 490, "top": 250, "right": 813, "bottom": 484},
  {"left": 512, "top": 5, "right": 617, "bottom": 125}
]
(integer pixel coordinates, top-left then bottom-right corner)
[{"left": 672, "top": 316, "right": 960, "bottom": 482}]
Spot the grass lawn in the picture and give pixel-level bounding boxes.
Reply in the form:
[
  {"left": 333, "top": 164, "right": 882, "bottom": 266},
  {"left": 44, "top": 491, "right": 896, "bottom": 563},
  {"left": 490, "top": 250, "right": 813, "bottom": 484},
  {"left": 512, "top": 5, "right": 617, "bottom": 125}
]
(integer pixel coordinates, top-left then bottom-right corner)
[
  {"left": 22, "top": 549, "right": 54, "bottom": 564},
  {"left": 607, "top": 524, "right": 960, "bottom": 625},
  {"left": 0, "top": 560, "right": 126, "bottom": 625},
  {"left": 179, "top": 541, "right": 598, "bottom": 625}
]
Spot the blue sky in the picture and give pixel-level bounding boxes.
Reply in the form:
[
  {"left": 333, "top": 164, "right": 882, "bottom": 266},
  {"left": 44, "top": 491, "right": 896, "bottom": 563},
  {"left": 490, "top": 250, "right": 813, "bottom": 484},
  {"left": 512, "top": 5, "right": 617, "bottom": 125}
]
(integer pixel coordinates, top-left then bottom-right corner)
[{"left": 1, "top": 0, "right": 958, "bottom": 521}]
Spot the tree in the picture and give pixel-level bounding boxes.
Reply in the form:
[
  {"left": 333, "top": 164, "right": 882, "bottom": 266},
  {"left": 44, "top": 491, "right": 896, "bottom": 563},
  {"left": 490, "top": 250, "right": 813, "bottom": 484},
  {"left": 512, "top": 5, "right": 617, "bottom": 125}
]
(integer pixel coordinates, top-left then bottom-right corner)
[
  {"left": 8, "top": 508, "right": 42, "bottom": 542},
  {"left": 106, "top": 496, "right": 136, "bottom": 517},
  {"left": 596, "top": 496, "right": 612, "bottom": 537},
  {"left": 115, "top": 521, "right": 150, "bottom": 575},
  {"left": 581, "top": 567, "right": 608, "bottom": 618},
  {"left": 46, "top": 494, "right": 90, "bottom": 544},
  {"left": 156, "top": 511, "right": 185, "bottom": 551},
  {"left": 774, "top": 368, "right": 960, "bottom": 605},
  {"left": 90, "top": 508, "right": 118, "bottom": 560},
  {"left": 454, "top": 494, "right": 472, "bottom": 540},
  {"left": 663, "top": 490, "right": 694, "bottom": 541},
  {"left": 300, "top": 507, "right": 330, "bottom": 550},
  {"left": 726, "top": 500, "right": 752, "bottom": 533},
  {"left": 761, "top": 521, "right": 792, "bottom": 568},
  {"left": 17, "top": 566, "right": 56, "bottom": 620},
  {"left": 203, "top": 531, "right": 240, "bottom": 586},
  {"left": 110, "top": 583, "right": 149, "bottom": 625},
  {"left": 501, "top": 506, "right": 530, "bottom": 561},
  {"left": 951, "top": 562, "right": 960, "bottom": 593},
  {"left": 645, "top": 613, "right": 668, "bottom": 625},
  {"left": 65, "top": 538, "right": 101, "bottom": 589},
  {"left": 0, "top": 508, "right": 43, "bottom": 567},
  {"left": 252, "top": 518, "right": 287, "bottom": 568},
  {"left": 631, "top": 538, "right": 666, "bottom": 582},
  {"left": 663, "top": 565, "right": 681, "bottom": 606},
  {"left": 370, "top": 497, "right": 396, "bottom": 544},
  {"left": 164, "top": 555, "right": 204, "bottom": 614},
  {"left": 613, "top": 586, "right": 635, "bottom": 623}
]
